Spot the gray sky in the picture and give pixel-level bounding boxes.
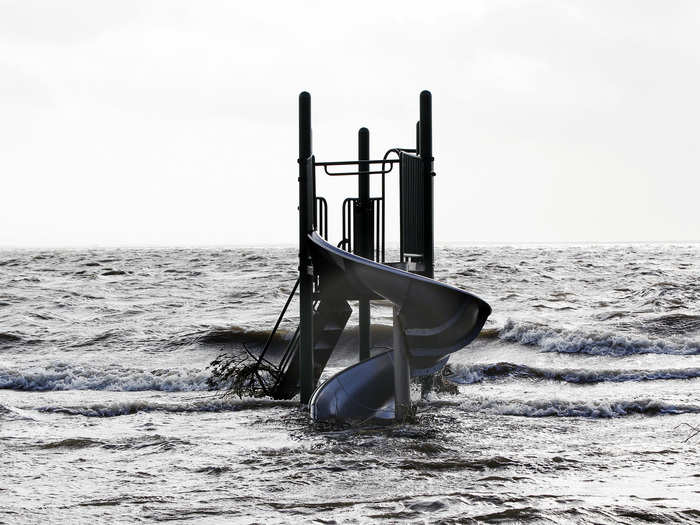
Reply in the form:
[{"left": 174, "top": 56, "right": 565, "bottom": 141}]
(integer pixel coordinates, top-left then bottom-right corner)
[{"left": 1, "top": 0, "right": 698, "bottom": 247}]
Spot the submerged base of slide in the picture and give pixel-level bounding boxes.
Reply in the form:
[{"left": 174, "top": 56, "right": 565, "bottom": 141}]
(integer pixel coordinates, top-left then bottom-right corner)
[
  {"left": 306, "top": 232, "right": 490, "bottom": 423},
  {"left": 310, "top": 351, "right": 397, "bottom": 423},
  {"left": 309, "top": 351, "right": 450, "bottom": 423}
]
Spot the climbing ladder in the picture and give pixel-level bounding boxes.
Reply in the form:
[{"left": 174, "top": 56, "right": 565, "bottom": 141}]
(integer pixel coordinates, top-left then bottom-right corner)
[
  {"left": 273, "top": 298, "right": 352, "bottom": 399},
  {"left": 247, "top": 281, "right": 352, "bottom": 400}
]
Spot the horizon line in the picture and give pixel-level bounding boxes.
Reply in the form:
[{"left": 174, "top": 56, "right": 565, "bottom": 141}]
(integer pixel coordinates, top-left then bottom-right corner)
[{"left": 0, "top": 239, "right": 698, "bottom": 250}]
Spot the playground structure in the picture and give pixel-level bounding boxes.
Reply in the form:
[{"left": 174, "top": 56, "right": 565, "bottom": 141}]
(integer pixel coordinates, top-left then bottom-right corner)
[{"left": 248, "top": 91, "right": 491, "bottom": 423}]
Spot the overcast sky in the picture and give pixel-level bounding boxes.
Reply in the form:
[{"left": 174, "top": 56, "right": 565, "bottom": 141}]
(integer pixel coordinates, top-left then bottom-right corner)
[{"left": 1, "top": 1, "right": 698, "bottom": 247}]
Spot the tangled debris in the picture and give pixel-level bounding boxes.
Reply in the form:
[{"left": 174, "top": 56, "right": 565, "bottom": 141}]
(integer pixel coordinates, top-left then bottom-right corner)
[
  {"left": 207, "top": 345, "right": 280, "bottom": 399},
  {"left": 418, "top": 365, "right": 459, "bottom": 398}
]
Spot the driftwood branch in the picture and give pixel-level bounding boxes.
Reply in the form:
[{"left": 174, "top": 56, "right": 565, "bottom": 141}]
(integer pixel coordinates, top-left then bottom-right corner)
[{"left": 207, "top": 344, "right": 280, "bottom": 399}]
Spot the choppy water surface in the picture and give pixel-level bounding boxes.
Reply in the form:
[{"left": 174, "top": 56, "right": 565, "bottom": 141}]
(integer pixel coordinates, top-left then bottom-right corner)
[{"left": 1, "top": 244, "right": 699, "bottom": 523}]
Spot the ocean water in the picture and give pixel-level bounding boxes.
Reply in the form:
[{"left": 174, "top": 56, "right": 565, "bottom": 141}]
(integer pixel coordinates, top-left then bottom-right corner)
[{"left": 1, "top": 244, "right": 699, "bottom": 523}]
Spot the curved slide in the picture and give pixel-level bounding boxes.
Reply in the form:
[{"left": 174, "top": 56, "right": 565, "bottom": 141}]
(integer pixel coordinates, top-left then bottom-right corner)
[{"left": 307, "top": 233, "right": 491, "bottom": 422}]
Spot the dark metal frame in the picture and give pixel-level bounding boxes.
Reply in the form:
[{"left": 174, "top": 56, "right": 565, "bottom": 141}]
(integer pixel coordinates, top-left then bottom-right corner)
[
  {"left": 241, "top": 92, "right": 434, "bottom": 405},
  {"left": 297, "top": 92, "right": 315, "bottom": 404},
  {"left": 257, "top": 91, "right": 438, "bottom": 405}
]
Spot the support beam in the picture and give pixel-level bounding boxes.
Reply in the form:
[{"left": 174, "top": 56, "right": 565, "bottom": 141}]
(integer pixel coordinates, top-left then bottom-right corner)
[
  {"left": 298, "top": 91, "right": 314, "bottom": 405},
  {"left": 419, "top": 91, "right": 434, "bottom": 279},
  {"left": 358, "top": 127, "right": 371, "bottom": 361},
  {"left": 393, "top": 305, "right": 411, "bottom": 421}
]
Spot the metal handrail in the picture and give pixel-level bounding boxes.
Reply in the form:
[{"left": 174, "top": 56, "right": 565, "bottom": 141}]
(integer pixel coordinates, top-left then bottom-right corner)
[
  {"left": 270, "top": 299, "right": 319, "bottom": 395},
  {"left": 316, "top": 159, "right": 399, "bottom": 177},
  {"left": 315, "top": 197, "right": 328, "bottom": 240},
  {"left": 342, "top": 197, "right": 354, "bottom": 253},
  {"left": 374, "top": 198, "right": 382, "bottom": 262},
  {"left": 276, "top": 325, "right": 300, "bottom": 378},
  {"left": 252, "top": 278, "right": 300, "bottom": 395}
]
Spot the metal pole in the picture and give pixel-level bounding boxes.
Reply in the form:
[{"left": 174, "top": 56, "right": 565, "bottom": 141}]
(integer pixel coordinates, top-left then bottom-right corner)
[
  {"left": 419, "top": 90, "right": 434, "bottom": 279},
  {"left": 416, "top": 121, "right": 420, "bottom": 156},
  {"left": 358, "top": 127, "right": 371, "bottom": 361},
  {"left": 358, "top": 127, "right": 370, "bottom": 256},
  {"left": 393, "top": 305, "right": 411, "bottom": 421},
  {"left": 298, "top": 91, "right": 314, "bottom": 405}
]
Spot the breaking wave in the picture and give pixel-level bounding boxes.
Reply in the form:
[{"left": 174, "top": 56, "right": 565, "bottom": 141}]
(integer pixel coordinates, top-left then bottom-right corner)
[
  {"left": 185, "top": 324, "right": 396, "bottom": 360},
  {"left": 0, "top": 363, "right": 210, "bottom": 392},
  {"left": 44, "top": 395, "right": 699, "bottom": 419},
  {"left": 187, "top": 326, "right": 293, "bottom": 347},
  {"left": 499, "top": 319, "right": 700, "bottom": 356},
  {"left": 448, "top": 362, "right": 700, "bottom": 385},
  {"left": 448, "top": 397, "right": 700, "bottom": 418},
  {"left": 36, "top": 397, "right": 296, "bottom": 417},
  {"left": 0, "top": 404, "right": 36, "bottom": 421}
]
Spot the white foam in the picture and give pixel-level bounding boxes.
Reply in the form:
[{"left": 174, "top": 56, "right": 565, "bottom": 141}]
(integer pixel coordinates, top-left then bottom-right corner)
[
  {"left": 448, "top": 362, "right": 700, "bottom": 384},
  {"left": 456, "top": 396, "right": 700, "bottom": 418},
  {"left": 0, "top": 404, "right": 37, "bottom": 421},
  {"left": 36, "top": 397, "right": 295, "bottom": 417},
  {"left": 498, "top": 319, "right": 700, "bottom": 356},
  {"left": 0, "top": 362, "right": 211, "bottom": 392}
]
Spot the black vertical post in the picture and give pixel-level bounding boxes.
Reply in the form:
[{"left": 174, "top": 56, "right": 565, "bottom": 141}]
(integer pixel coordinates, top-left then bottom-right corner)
[
  {"left": 298, "top": 92, "right": 314, "bottom": 404},
  {"left": 393, "top": 305, "right": 411, "bottom": 420},
  {"left": 419, "top": 91, "right": 434, "bottom": 279},
  {"left": 415, "top": 121, "right": 420, "bottom": 156},
  {"left": 358, "top": 127, "right": 371, "bottom": 361},
  {"left": 358, "top": 127, "right": 370, "bottom": 257}
]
